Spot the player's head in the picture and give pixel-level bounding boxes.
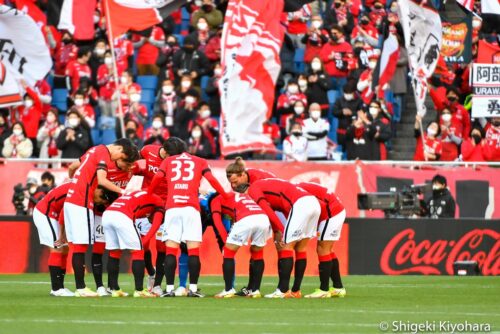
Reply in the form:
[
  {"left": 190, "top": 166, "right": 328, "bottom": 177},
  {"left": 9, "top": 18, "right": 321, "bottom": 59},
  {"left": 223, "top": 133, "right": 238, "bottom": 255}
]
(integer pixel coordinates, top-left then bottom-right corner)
[
  {"left": 94, "top": 186, "right": 119, "bottom": 206},
  {"left": 234, "top": 182, "right": 250, "bottom": 194},
  {"left": 226, "top": 157, "right": 249, "bottom": 190},
  {"left": 162, "top": 137, "right": 187, "bottom": 156},
  {"left": 116, "top": 158, "right": 133, "bottom": 172},
  {"left": 110, "top": 138, "right": 140, "bottom": 163}
]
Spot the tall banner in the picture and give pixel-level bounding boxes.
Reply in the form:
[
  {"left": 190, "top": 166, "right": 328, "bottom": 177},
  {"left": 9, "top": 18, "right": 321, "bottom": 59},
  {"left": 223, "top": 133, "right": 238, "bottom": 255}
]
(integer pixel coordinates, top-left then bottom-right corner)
[
  {"left": 220, "top": 0, "right": 284, "bottom": 156},
  {"left": 58, "top": 0, "right": 96, "bottom": 41},
  {"left": 0, "top": 60, "right": 23, "bottom": 108},
  {"left": 440, "top": 13, "right": 472, "bottom": 64},
  {"left": 471, "top": 64, "right": 500, "bottom": 118},
  {"left": 398, "top": 0, "right": 442, "bottom": 116},
  {"left": 0, "top": 5, "right": 52, "bottom": 86},
  {"left": 477, "top": 40, "right": 500, "bottom": 64}
]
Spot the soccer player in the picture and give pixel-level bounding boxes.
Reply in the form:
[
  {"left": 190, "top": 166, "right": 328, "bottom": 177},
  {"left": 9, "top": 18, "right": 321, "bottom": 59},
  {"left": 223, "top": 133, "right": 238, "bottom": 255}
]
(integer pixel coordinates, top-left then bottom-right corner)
[
  {"left": 211, "top": 191, "right": 273, "bottom": 298},
  {"left": 63, "top": 139, "right": 139, "bottom": 297},
  {"left": 297, "top": 182, "right": 346, "bottom": 298},
  {"left": 33, "top": 183, "right": 110, "bottom": 296},
  {"left": 236, "top": 179, "right": 321, "bottom": 298},
  {"left": 102, "top": 190, "right": 164, "bottom": 297},
  {"left": 148, "top": 137, "right": 228, "bottom": 297}
]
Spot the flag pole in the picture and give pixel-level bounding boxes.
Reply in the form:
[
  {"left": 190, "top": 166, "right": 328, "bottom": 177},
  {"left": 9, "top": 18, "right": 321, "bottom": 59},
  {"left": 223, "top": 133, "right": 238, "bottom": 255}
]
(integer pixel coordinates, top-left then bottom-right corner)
[{"left": 104, "top": 0, "right": 126, "bottom": 139}]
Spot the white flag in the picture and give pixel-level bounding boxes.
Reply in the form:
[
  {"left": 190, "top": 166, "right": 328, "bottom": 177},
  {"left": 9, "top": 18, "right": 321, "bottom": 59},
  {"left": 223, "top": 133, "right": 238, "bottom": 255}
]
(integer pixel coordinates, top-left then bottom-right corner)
[
  {"left": 398, "top": 0, "right": 442, "bottom": 116},
  {"left": 0, "top": 60, "right": 23, "bottom": 108},
  {"left": 0, "top": 5, "right": 52, "bottom": 86}
]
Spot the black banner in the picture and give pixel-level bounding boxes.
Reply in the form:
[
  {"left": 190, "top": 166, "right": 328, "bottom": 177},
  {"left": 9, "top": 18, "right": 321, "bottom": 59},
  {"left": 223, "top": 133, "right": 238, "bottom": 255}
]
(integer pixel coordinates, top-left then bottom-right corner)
[{"left": 348, "top": 218, "right": 500, "bottom": 275}]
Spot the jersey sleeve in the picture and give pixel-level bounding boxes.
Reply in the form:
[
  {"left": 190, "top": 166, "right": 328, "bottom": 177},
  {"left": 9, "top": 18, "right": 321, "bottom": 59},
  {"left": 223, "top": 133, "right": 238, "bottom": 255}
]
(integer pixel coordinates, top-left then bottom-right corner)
[
  {"left": 249, "top": 187, "right": 284, "bottom": 233},
  {"left": 209, "top": 195, "right": 228, "bottom": 242}
]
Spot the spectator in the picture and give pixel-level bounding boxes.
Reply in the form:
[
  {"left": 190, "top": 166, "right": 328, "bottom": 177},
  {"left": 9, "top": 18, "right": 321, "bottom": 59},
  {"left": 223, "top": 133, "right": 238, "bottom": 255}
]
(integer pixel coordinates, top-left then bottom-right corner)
[
  {"left": 97, "top": 50, "right": 122, "bottom": 117},
  {"left": 2, "top": 122, "right": 33, "bottom": 158},
  {"left": 0, "top": 114, "right": 9, "bottom": 155},
  {"left": 369, "top": 0, "right": 388, "bottom": 30},
  {"left": 53, "top": 31, "right": 78, "bottom": 88},
  {"left": 357, "top": 53, "right": 378, "bottom": 104},
  {"left": 118, "top": 70, "right": 141, "bottom": 106},
  {"left": 303, "top": 103, "right": 330, "bottom": 160},
  {"left": 333, "top": 83, "right": 363, "bottom": 150},
  {"left": 324, "top": 0, "right": 355, "bottom": 38},
  {"left": 254, "top": 119, "right": 281, "bottom": 160},
  {"left": 283, "top": 123, "right": 308, "bottom": 162},
  {"left": 56, "top": 109, "right": 91, "bottom": 159},
  {"left": 89, "top": 39, "right": 108, "bottom": 89},
  {"left": 389, "top": 40, "right": 408, "bottom": 126},
  {"left": 284, "top": 100, "right": 308, "bottom": 136},
  {"left": 173, "top": 90, "right": 199, "bottom": 140},
  {"left": 124, "top": 119, "right": 144, "bottom": 149},
  {"left": 367, "top": 100, "right": 392, "bottom": 160},
  {"left": 286, "top": 3, "right": 312, "bottom": 48},
  {"left": 439, "top": 108, "right": 462, "bottom": 161},
  {"left": 306, "top": 57, "right": 330, "bottom": 115},
  {"left": 133, "top": 25, "right": 165, "bottom": 75},
  {"left": 302, "top": 15, "right": 329, "bottom": 65},
  {"left": 12, "top": 83, "right": 42, "bottom": 155},
  {"left": 351, "top": 13, "right": 379, "bottom": 47},
  {"left": 172, "top": 35, "right": 210, "bottom": 86},
  {"left": 482, "top": 117, "right": 500, "bottom": 161},
  {"left": 37, "top": 109, "right": 62, "bottom": 168},
  {"left": 277, "top": 80, "right": 308, "bottom": 120},
  {"left": 205, "top": 63, "right": 222, "bottom": 116},
  {"left": 189, "top": 103, "right": 218, "bottom": 155},
  {"left": 319, "top": 24, "right": 353, "bottom": 91},
  {"left": 65, "top": 47, "right": 92, "bottom": 93},
  {"left": 205, "top": 25, "right": 222, "bottom": 64},
  {"left": 177, "top": 74, "right": 196, "bottom": 99},
  {"left": 144, "top": 114, "right": 170, "bottom": 145},
  {"left": 190, "top": 17, "right": 211, "bottom": 52},
  {"left": 444, "top": 86, "right": 471, "bottom": 140},
  {"left": 187, "top": 124, "right": 213, "bottom": 159},
  {"left": 122, "top": 87, "right": 148, "bottom": 138},
  {"left": 156, "top": 34, "right": 180, "bottom": 85},
  {"left": 72, "top": 89, "right": 96, "bottom": 128},
  {"left": 426, "top": 174, "right": 456, "bottom": 219},
  {"left": 34, "top": 79, "right": 53, "bottom": 118},
  {"left": 413, "top": 115, "right": 442, "bottom": 161},
  {"left": 191, "top": 0, "right": 223, "bottom": 31},
  {"left": 345, "top": 110, "right": 377, "bottom": 160},
  {"left": 461, "top": 127, "right": 486, "bottom": 162},
  {"left": 113, "top": 34, "right": 134, "bottom": 70},
  {"left": 156, "top": 79, "right": 178, "bottom": 130}
]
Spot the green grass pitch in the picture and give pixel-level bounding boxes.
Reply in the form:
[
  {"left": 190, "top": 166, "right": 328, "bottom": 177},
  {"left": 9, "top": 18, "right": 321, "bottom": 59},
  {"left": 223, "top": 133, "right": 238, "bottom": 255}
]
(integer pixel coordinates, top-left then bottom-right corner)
[{"left": 0, "top": 274, "right": 498, "bottom": 334}]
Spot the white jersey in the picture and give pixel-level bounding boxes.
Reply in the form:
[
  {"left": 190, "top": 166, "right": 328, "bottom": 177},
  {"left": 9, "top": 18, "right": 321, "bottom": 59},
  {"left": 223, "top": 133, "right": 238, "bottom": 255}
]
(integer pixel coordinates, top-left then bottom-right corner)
[
  {"left": 303, "top": 117, "right": 330, "bottom": 158},
  {"left": 282, "top": 135, "right": 308, "bottom": 162}
]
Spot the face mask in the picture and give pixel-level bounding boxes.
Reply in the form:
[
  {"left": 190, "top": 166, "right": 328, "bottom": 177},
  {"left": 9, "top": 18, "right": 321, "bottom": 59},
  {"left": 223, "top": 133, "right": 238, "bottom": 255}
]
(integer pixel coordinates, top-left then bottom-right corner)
[
  {"left": 120, "top": 76, "right": 128, "bottom": 85},
  {"left": 334, "top": 2, "right": 342, "bottom": 9},
  {"left": 62, "top": 37, "right": 72, "bottom": 44},
  {"left": 95, "top": 48, "right": 105, "bottom": 56},
  {"left": 369, "top": 61, "right": 377, "bottom": 69},
  {"left": 181, "top": 81, "right": 191, "bottom": 89},
  {"left": 13, "top": 129, "right": 23, "bottom": 136},
  {"left": 192, "top": 130, "right": 202, "bottom": 138},
  {"left": 447, "top": 96, "right": 458, "bottom": 103},
  {"left": 361, "top": 19, "right": 370, "bottom": 25},
  {"left": 130, "top": 93, "right": 141, "bottom": 103},
  {"left": 442, "top": 114, "right": 452, "bottom": 122},
  {"left": 432, "top": 184, "right": 442, "bottom": 191},
  {"left": 298, "top": 80, "right": 308, "bottom": 88},
  {"left": 74, "top": 99, "right": 84, "bottom": 107},
  {"left": 311, "top": 62, "right": 322, "bottom": 71},
  {"left": 472, "top": 134, "right": 482, "bottom": 145},
  {"left": 427, "top": 128, "right": 437, "bottom": 137},
  {"left": 312, "top": 20, "right": 322, "bottom": 29},
  {"left": 288, "top": 85, "right": 298, "bottom": 94},
  {"left": 331, "top": 34, "right": 339, "bottom": 43},
  {"left": 152, "top": 120, "right": 163, "bottom": 129},
  {"left": 472, "top": 20, "right": 481, "bottom": 29},
  {"left": 214, "top": 68, "right": 222, "bottom": 76},
  {"left": 344, "top": 93, "right": 354, "bottom": 101},
  {"left": 197, "top": 22, "right": 208, "bottom": 30},
  {"left": 24, "top": 100, "right": 33, "bottom": 108},
  {"left": 185, "top": 96, "right": 196, "bottom": 104},
  {"left": 200, "top": 109, "right": 211, "bottom": 118},
  {"left": 369, "top": 107, "right": 379, "bottom": 117},
  {"left": 310, "top": 110, "right": 321, "bottom": 119},
  {"left": 294, "top": 106, "right": 305, "bottom": 115},
  {"left": 163, "top": 85, "right": 174, "bottom": 94},
  {"left": 491, "top": 120, "right": 500, "bottom": 127},
  {"left": 94, "top": 15, "right": 100, "bottom": 24},
  {"left": 68, "top": 118, "right": 80, "bottom": 128},
  {"left": 195, "top": 0, "right": 202, "bottom": 6},
  {"left": 46, "top": 115, "right": 56, "bottom": 123},
  {"left": 167, "top": 41, "right": 177, "bottom": 47},
  {"left": 374, "top": 4, "right": 383, "bottom": 9},
  {"left": 292, "top": 131, "right": 302, "bottom": 137},
  {"left": 183, "top": 46, "right": 194, "bottom": 53},
  {"left": 390, "top": 6, "right": 398, "bottom": 13},
  {"left": 104, "top": 57, "right": 113, "bottom": 65}
]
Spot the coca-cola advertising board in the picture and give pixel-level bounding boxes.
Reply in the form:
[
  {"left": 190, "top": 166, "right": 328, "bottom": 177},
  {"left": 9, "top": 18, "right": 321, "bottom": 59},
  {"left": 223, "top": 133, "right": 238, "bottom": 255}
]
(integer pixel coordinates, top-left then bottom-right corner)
[{"left": 348, "top": 219, "right": 499, "bottom": 275}]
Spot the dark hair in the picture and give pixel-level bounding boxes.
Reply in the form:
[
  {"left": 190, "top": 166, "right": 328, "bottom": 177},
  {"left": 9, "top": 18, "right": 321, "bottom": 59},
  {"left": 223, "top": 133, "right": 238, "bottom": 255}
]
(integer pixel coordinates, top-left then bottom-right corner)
[
  {"left": 113, "top": 138, "right": 140, "bottom": 163},
  {"left": 97, "top": 185, "right": 119, "bottom": 203},
  {"left": 343, "top": 82, "right": 356, "bottom": 93},
  {"left": 432, "top": 174, "right": 447, "bottom": 186},
  {"left": 67, "top": 107, "right": 82, "bottom": 118},
  {"left": 426, "top": 121, "right": 441, "bottom": 137},
  {"left": 77, "top": 47, "right": 91, "bottom": 59},
  {"left": 41, "top": 171, "right": 55, "bottom": 183},
  {"left": 446, "top": 86, "right": 460, "bottom": 97},
  {"left": 74, "top": 89, "right": 86, "bottom": 98},
  {"left": 163, "top": 137, "right": 187, "bottom": 156},
  {"left": 330, "top": 24, "right": 344, "bottom": 35}
]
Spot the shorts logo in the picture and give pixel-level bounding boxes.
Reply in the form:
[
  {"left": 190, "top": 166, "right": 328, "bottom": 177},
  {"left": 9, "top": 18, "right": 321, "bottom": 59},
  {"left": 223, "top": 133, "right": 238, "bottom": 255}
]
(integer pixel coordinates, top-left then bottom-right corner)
[
  {"left": 291, "top": 230, "right": 302, "bottom": 238},
  {"left": 230, "top": 233, "right": 244, "bottom": 243},
  {"left": 330, "top": 230, "right": 339, "bottom": 237}
]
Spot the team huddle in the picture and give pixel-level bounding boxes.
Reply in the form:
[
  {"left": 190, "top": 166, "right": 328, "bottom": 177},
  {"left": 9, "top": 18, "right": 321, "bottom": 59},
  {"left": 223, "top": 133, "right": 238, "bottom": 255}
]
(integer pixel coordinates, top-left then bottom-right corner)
[{"left": 33, "top": 137, "right": 346, "bottom": 299}]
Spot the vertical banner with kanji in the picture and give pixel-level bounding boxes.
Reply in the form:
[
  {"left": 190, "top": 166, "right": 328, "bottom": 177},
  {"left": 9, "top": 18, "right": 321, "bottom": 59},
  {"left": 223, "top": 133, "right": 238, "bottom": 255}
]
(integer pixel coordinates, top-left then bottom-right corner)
[{"left": 471, "top": 64, "right": 500, "bottom": 118}]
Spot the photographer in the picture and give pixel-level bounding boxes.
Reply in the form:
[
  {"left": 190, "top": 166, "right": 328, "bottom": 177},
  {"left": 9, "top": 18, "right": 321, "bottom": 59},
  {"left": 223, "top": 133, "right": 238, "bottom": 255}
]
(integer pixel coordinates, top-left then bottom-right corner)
[{"left": 426, "top": 174, "right": 456, "bottom": 219}]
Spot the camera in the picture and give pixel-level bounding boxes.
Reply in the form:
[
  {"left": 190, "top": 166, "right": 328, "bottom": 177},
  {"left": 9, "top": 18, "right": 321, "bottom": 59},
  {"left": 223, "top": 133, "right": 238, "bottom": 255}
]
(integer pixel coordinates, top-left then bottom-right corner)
[
  {"left": 12, "top": 183, "right": 27, "bottom": 216},
  {"left": 357, "top": 183, "right": 431, "bottom": 218}
]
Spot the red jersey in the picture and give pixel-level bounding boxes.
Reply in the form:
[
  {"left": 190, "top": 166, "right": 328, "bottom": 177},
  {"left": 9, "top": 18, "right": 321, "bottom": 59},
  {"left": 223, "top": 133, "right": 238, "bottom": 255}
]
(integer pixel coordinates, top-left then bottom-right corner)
[
  {"left": 414, "top": 135, "right": 443, "bottom": 161},
  {"left": 65, "top": 61, "right": 92, "bottom": 93},
  {"left": 13, "top": 88, "right": 42, "bottom": 138},
  {"left": 97, "top": 63, "right": 125, "bottom": 100},
  {"left": 319, "top": 41, "right": 353, "bottom": 77},
  {"left": 484, "top": 124, "right": 500, "bottom": 161},
  {"left": 107, "top": 164, "right": 133, "bottom": 189},
  {"left": 135, "top": 26, "right": 165, "bottom": 65},
  {"left": 107, "top": 190, "right": 164, "bottom": 221},
  {"left": 151, "top": 152, "right": 226, "bottom": 211},
  {"left": 54, "top": 43, "right": 77, "bottom": 75},
  {"left": 246, "top": 168, "right": 276, "bottom": 184},
  {"left": 113, "top": 38, "right": 134, "bottom": 69},
  {"left": 66, "top": 145, "right": 114, "bottom": 208},
  {"left": 35, "top": 183, "right": 71, "bottom": 220},
  {"left": 139, "top": 145, "right": 168, "bottom": 200},
  {"left": 297, "top": 182, "right": 344, "bottom": 221}
]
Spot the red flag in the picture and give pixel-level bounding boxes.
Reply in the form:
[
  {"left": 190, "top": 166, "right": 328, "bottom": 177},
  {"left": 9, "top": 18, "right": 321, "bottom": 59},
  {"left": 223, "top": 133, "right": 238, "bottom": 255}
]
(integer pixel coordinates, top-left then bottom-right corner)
[
  {"left": 220, "top": 0, "right": 285, "bottom": 155},
  {"left": 377, "top": 32, "right": 399, "bottom": 96},
  {"left": 58, "top": 0, "right": 96, "bottom": 40},
  {"left": 104, "top": 0, "right": 186, "bottom": 38},
  {"left": 456, "top": 0, "right": 474, "bottom": 11},
  {"left": 477, "top": 40, "right": 500, "bottom": 64}
]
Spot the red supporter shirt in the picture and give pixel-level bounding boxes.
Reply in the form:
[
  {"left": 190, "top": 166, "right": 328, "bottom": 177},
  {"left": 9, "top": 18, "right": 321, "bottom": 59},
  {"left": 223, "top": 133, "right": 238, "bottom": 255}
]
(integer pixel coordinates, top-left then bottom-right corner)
[
  {"left": 247, "top": 179, "right": 310, "bottom": 232},
  {"left": 54, "top": 43, "right": 77, "bottom": 75},
  {"left": 65, "top": 61, "right": 92, "bottom": 93},
  {"left": 414, "top": 135, "right": 443, "bottom": 161},
  {"left": 151, "top": 152, "right": 226, "bottom": 211},
  {"left": 66, "top": 145, "right": 114, "bottom": 208},
  {"left": 13, "top": 88, "right": 42, "bottom": 138},
  {"left": 139, "top": 145, "right": 168, "bottom": 200},
  {"left": 484, "top": 124, "right": 500, "bottom": 161},
  {"left": 97, "top": 63, "right": 125, "bottom": 100},
  {"left": 320, "top": 41, "right": 353, "bottom": 77},
  {"left": 113, "top": 38, "right": 134, "bottom": 69},
  {"left": 107, "top": 190, "right": 164, "bottom": 221},
  {"left": 297, "top": 182, "right": 344, "bottom": 221},
  {"left": 35, "top": 183, "right": 71, "bottom": 220},
  {"left": 135, "top": 27, "right": 165, "bottom": 65}
]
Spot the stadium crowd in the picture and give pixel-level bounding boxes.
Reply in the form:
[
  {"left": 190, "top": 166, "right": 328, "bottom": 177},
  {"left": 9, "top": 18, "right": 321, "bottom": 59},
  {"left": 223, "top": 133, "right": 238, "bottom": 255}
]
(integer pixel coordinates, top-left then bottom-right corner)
[{"left": 1, "top": 0, "right": 499, "bottom": 162}]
